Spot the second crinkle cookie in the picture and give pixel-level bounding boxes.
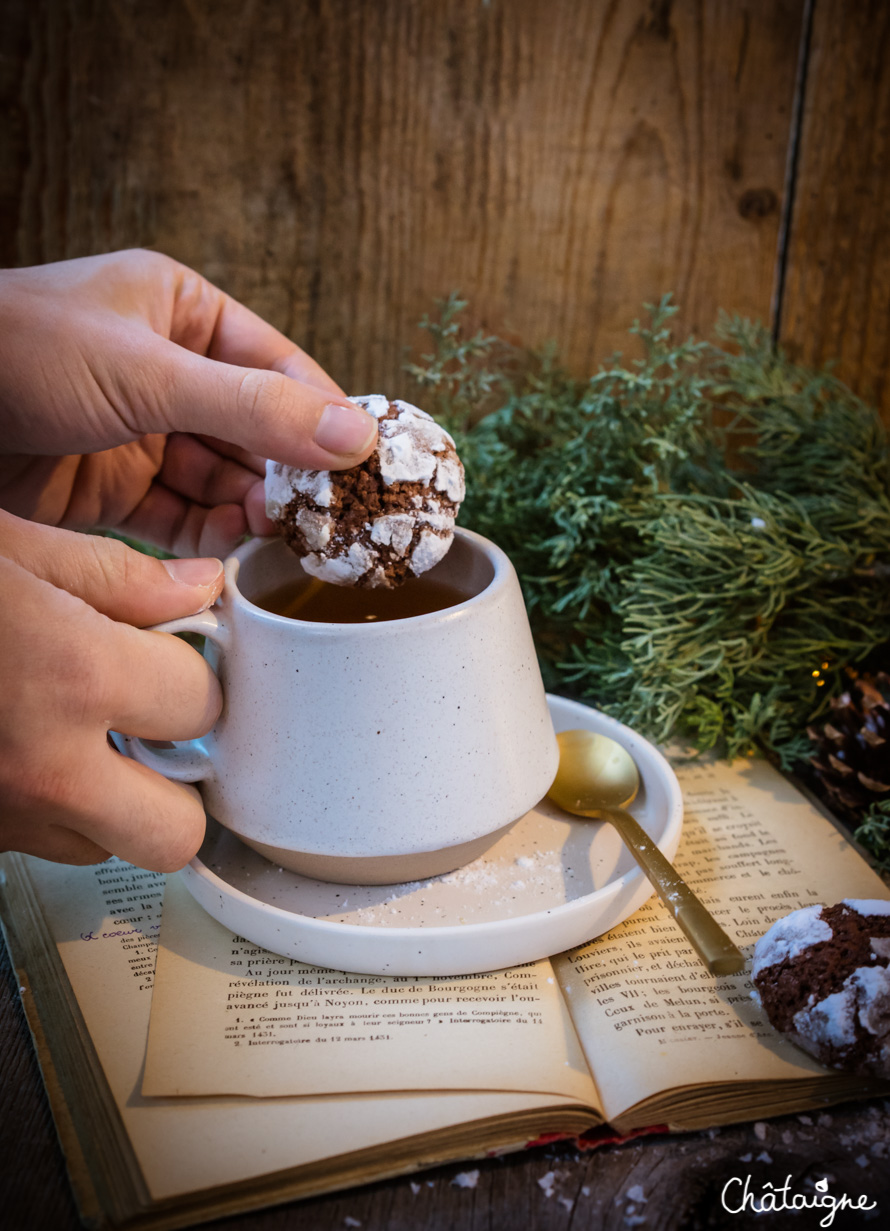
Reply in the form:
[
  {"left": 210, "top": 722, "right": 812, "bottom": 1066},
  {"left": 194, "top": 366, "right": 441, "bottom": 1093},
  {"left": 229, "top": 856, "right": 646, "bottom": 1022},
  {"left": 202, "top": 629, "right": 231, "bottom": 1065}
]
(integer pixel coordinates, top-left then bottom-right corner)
[
  {"left": 752, "top": 899, "right": 890, "bottom": 1078},
  {"left": 265, "top": 395, "right": 466, "bottom": 588}
]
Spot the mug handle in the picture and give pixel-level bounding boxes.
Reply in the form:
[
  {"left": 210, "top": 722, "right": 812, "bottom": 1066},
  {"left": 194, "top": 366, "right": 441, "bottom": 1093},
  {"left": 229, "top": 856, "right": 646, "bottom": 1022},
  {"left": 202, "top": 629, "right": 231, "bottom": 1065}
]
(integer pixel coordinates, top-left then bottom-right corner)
[{"left": 110, "top": 608, "right": 229, "bottom": 783}]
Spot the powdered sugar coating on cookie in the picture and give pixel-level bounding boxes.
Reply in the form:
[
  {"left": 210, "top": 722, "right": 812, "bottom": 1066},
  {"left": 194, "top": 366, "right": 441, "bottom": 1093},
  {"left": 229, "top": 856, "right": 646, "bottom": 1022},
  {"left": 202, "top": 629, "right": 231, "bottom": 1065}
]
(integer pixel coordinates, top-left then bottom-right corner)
[
  {"left": 752, "top": 900, "right": 890, "bottom": 1078},
  {"left": 265, "top": 396, "right": 465, "bottom": 588},
  {"left": 751, "top": 904, "right": 833, "bottom": 979}
]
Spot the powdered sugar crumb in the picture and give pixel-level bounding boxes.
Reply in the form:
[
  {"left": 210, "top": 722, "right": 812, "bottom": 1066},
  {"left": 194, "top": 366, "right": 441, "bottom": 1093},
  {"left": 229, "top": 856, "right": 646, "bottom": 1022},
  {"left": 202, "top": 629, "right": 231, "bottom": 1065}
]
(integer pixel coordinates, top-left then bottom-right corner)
[
  {"left": 452, "top": 1170, "right": 479, "bottom": 1189},
  {"left": 339, "top": 845, "right": 568, "bottom": 927},
  {"left": 538, "top": 1171, "right": 558, "bottom": 1197}
]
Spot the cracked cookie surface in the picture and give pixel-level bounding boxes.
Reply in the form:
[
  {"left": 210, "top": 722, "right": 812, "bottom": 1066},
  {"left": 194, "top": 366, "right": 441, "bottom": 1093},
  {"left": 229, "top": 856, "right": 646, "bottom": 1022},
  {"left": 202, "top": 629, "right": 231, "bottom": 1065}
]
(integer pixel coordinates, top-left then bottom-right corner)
[{"left": 266, "top": 396, "right": 465, "bottom": 588}]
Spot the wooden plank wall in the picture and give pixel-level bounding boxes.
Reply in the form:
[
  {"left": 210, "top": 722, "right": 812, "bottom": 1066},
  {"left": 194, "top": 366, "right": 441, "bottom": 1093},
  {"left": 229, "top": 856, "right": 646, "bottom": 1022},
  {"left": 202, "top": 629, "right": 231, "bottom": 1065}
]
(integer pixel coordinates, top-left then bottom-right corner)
[
  {"left": 779, "top": 0, "right": 890, "bottom": 416},
  {"left": 1, "top": 0, "right": 888, "bottom": 420}
]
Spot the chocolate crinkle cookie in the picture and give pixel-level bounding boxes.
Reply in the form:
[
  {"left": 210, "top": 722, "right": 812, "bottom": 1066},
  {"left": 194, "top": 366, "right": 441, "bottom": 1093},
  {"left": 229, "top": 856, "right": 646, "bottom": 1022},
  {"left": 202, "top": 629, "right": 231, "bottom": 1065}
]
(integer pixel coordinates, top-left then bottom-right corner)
[
  {"left": 751, "top": 899, "right": 890, "bottom": 1078},
  {"left": 265, "top": 395, "right": 465, "bottom": 588}
]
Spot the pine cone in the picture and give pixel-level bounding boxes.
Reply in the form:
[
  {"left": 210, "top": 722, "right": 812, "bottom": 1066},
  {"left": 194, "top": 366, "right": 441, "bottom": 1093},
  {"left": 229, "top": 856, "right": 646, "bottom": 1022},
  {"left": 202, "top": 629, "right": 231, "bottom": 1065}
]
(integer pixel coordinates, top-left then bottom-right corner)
[{"left": 808, "top": 673, "right": 890, "bottom": 818}]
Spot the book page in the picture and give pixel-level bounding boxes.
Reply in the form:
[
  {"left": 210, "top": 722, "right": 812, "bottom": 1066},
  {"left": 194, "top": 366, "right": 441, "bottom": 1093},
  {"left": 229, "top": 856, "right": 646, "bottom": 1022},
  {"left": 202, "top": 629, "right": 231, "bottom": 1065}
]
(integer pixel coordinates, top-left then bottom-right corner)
[
  {"left": 553, "top": 755, "right": 890, "bottom": 1123},
  {"left": 18, "top": 856, "right": 595, "bottom": 1204},
  {"left": 143, "top": 875, "right": 599, "bottom": 1104}
]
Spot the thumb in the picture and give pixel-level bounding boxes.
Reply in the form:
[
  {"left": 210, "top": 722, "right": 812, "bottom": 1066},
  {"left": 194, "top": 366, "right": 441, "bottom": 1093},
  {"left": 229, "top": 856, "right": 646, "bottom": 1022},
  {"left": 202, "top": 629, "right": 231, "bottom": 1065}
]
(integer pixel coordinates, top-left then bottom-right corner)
[
  {"left": 138, "top": 335, "right": 378, "bottom": 471},
  {"left": 0, "top": 511, "right": 223, "bottom": 627}
]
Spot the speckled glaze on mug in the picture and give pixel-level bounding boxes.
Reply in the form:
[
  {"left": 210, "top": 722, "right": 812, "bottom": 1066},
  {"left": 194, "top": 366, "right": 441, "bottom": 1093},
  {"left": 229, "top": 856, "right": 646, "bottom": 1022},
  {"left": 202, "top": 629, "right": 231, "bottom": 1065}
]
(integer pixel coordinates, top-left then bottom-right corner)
[{"left": 119, "top": 529, "right": 558, "bottom": 884}]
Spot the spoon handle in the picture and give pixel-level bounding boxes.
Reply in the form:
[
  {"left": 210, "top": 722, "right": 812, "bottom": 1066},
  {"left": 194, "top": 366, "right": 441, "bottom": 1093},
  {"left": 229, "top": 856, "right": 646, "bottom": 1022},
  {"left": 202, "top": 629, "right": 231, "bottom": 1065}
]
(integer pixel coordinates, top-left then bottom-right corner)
[{"left": 603, "top": 807, "right": 746, "bottom": 977}]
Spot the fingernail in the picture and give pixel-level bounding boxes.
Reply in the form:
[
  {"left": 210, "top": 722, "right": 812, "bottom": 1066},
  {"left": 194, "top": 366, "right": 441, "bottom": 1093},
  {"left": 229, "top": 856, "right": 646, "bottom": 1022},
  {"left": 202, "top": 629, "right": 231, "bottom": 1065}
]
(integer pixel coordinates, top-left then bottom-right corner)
[
  {"left": 163, "top": 557, "right": 224, "bottom": 588},
  {"left": 314, "top": 402, "right": 377, "bottom": 456}
]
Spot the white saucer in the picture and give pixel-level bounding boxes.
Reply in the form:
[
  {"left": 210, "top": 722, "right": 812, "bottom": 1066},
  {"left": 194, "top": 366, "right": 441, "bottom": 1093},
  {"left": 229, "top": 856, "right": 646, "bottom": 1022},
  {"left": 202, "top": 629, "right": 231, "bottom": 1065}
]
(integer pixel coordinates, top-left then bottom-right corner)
[{"left": 180, "top": 695, "right": 683, "bottom": 976}]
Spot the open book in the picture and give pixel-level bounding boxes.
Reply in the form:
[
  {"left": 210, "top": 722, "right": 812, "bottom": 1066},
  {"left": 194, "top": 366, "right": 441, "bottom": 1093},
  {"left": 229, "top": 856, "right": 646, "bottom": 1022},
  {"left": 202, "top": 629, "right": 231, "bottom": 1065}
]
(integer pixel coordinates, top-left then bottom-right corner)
[{"left": 2, "top": 753, "right": 888, "bottom": 1229}]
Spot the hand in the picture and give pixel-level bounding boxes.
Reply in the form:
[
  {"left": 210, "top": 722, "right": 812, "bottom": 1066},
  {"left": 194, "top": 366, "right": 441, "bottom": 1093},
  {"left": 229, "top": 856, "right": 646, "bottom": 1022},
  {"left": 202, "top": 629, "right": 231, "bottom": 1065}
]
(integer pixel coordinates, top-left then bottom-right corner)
[
  {"left": 0, "top": 511, "right": 225, "bottom": 869},
  {"left": 0, "top": 249, "right": 378, "bottom": 869},
  {"left": 0, "top": 249, "right": 378, "bottom": 557}
]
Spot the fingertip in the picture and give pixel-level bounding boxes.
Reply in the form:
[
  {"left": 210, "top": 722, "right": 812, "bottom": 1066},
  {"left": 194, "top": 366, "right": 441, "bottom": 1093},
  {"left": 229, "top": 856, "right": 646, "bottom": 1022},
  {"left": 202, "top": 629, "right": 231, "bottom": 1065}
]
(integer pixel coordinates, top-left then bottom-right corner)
[
  {"left": 105, "top": 765, "right": 208, "bottom": 872},
  {"left": 244, "top": 479, "right": 276, "bottom": 538},
  {"left": 151, "top": 782, "right": 207, "bottom": 872},
  {"left": 314, "top": 402, "right": 378, "bottom": 461},
  {"left": 165, "top": 349, "right": 377, "bottom": 474},
  {"left": 162, "top": 556, "right": 224, "bottom": 590},
  {"left": 196, "top": 505, "right": 249, "bottom": 559},
  {"left": 207, "top": 569, "right": 225, "bottom": 605},
  {"left": 159, "top": 555, "right": 224, "bottom": 614}
]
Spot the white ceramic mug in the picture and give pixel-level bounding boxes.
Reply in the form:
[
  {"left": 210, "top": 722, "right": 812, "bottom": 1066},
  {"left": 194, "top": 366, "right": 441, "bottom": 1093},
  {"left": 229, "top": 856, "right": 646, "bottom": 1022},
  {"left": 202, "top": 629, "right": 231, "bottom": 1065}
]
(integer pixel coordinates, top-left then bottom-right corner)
[{"left": 117, "top": 529, "right": 559, "bottom": 884}]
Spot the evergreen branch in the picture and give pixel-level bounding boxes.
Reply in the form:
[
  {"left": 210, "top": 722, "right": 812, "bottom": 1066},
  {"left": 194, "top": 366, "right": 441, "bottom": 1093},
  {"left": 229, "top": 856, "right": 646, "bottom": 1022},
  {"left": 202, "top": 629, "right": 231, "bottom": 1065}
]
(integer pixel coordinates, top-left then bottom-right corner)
[{"left": 406, "top": 296, "right": 890, "bottom": 865}]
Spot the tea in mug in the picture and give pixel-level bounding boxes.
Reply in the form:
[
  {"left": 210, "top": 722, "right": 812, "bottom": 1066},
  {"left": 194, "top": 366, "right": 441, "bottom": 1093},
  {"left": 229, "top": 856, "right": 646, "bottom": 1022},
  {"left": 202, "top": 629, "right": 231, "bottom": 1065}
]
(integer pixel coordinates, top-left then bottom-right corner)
[{"left": 254, "top": 573, "right": 470, "bottom": 623}]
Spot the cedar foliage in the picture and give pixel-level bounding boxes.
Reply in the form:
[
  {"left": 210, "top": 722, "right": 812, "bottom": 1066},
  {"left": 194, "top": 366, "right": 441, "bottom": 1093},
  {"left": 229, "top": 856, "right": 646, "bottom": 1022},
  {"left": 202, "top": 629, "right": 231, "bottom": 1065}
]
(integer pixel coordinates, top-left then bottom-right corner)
[{"left": 407, "top": 296, "right": 890, "bottom": 811}]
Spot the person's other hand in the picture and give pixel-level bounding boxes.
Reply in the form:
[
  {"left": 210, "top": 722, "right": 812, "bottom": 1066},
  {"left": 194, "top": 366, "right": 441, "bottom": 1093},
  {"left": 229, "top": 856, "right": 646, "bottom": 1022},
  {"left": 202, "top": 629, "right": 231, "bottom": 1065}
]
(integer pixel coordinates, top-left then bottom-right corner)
[
  {"left": 0, "top": 510, "right": 226, "bottom": 869},
  {"left": 0, "top": 249, "right": 377, "bottom": 557}
]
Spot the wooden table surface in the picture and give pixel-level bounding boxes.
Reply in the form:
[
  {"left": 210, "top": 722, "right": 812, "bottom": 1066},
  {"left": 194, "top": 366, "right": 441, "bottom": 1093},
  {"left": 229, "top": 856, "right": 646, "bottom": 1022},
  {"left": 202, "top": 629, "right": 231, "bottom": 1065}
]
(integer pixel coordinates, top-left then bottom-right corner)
[{"left": 3, "top": 933, "right": 889, "bottom": 1231}]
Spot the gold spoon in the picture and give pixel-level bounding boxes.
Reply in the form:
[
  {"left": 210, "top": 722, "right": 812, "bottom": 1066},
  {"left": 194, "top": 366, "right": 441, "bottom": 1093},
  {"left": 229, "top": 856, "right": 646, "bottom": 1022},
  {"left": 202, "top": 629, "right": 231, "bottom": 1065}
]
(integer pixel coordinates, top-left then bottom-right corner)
[{"left": 548, "top": 729, "right": 745, "bottom": 976}]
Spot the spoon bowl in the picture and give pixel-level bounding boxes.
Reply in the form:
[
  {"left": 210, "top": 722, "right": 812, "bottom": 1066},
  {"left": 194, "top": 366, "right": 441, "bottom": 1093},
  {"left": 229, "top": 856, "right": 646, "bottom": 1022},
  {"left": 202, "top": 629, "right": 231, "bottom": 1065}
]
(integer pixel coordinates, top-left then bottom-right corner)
[
  {"left": 548, "top": 728, "right": 641, "bottom": 813},
  {"left": 548, "top": 729, "right": 745, "bottom": 977}
]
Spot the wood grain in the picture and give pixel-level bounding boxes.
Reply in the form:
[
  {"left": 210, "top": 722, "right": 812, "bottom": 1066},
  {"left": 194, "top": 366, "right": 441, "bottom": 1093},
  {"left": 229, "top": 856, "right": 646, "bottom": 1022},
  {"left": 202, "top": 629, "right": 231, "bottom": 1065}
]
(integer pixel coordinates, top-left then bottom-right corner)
[
  {"left": 778, "top": 0, "right": 890, "bottom": 420},
  {"left": 2, "top": 0, "right": 802, "bottom": 394}
]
